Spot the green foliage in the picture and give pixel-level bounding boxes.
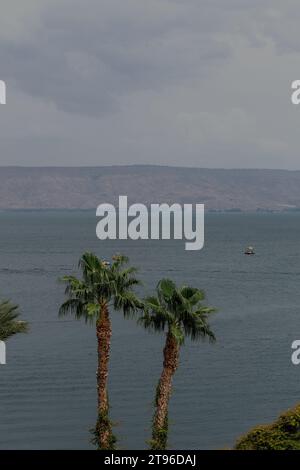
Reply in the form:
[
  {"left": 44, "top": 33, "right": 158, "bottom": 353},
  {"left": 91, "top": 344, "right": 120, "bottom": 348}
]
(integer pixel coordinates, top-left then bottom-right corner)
[
  {"left": 0, "top": 300, "right": 28, "bottom": 341},
  {"left": 59, "top": 252, "right": 142, "bottom": 322},
  {"left": 140, "top": 278, "right": 216, "bottom": 345},
  {"left": 235, "top": 404, "right": 300, "bottom": 450}
]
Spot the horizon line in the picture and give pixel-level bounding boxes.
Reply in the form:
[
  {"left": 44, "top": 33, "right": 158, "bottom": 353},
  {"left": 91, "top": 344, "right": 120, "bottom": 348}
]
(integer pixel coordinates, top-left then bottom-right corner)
[{"left": 0, "top": 164, "right": 300, "bottom": 172}]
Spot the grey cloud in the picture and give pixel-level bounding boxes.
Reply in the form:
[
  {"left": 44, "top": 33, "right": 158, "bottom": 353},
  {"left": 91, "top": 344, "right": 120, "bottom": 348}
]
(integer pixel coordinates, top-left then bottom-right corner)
[
  {"left": 0, "top": 0, "right": 233, "bottom": 116},
  {"left": 0, "top": 1, "right": 300, "bottom": 169}
]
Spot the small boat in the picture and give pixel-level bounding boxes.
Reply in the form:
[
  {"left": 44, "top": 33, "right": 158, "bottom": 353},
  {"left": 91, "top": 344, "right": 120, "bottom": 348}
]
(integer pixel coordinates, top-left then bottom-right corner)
[{"left": 244, "top": 246, "right": 255, "bottom": 255}]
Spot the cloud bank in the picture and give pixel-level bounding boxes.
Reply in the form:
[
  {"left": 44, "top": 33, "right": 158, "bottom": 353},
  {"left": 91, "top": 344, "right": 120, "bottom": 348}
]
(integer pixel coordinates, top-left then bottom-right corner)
[{"left": 0, "top": 0, "right": 299, "bottom": 168}]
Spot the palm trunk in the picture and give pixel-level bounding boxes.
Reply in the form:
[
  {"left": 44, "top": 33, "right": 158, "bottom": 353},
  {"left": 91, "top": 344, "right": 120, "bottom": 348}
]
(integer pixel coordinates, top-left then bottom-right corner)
[
  {"left": 95, "top": 303, "right": 115, "bottom": 449},
  {"left": 151, "top": 331, "right": 180, "bottom": 450}
]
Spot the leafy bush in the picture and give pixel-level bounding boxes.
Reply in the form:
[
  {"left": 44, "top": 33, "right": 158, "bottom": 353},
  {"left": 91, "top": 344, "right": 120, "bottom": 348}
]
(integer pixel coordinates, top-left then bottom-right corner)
[{"left": 235, "top": 403, "right": 300, "bottom": 450}]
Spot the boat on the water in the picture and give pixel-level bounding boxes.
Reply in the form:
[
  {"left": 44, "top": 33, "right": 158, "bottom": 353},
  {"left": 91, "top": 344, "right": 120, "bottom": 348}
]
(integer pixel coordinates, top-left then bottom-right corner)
[{"left": 244, "top": 246, "right": 255, "bottom": 255}]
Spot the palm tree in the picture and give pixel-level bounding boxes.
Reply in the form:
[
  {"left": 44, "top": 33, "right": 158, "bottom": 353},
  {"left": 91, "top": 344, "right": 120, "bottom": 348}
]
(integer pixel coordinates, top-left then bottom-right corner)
[
  {"left": 0, "top": 300, "right": 28, "bottom": 341},
  {"left": 140, "top": 279, "right": 216, "bottom": 450},
  {"left": 59, "top": 252, "right": 141, "bottom": 450}
]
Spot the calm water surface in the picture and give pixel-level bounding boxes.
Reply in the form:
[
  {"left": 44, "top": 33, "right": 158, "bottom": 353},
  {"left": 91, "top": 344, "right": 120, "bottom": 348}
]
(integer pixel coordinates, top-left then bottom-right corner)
[{"left": 0, "top": 212, "right": 300, "bottom": 449}]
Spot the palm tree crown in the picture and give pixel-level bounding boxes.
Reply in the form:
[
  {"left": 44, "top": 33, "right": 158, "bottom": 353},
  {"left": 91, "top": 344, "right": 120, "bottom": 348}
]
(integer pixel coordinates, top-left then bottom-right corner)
[
  {"left": 140, "top": 278, "right": 216, "bottom": 345},
  {"left": 59, "top": 252, "right": 141, "bottom": 322},
  {"left": 0, "top": 300, "right": 28, "bottom": 341}
]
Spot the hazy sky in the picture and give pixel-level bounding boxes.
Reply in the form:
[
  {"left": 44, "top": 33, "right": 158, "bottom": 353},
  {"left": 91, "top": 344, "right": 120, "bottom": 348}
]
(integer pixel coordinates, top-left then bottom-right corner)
[{"left": 0, "top": 0, "right": 300, "bottom": 168}]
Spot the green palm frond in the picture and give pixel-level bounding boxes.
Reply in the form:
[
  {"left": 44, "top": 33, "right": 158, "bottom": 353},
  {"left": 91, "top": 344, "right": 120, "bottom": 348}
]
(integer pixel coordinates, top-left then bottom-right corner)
[
  {"left": 157, "top": 279, "right": 176, "bottom": 304},
  {"left": 180, "top": 286, "right": 205, "bottom": 305},
  {"left": 59, "top": 298, "right": 89, "bottom": 321},
  {"left": 0, "top": 300, "right": 28, "bottom": 341}
]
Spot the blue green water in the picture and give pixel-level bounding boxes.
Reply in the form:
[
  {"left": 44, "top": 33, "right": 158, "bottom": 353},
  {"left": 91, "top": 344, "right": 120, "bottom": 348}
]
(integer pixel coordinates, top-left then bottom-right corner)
[{"left": 0, "top": 212, "right": 300, "bottom": 449}]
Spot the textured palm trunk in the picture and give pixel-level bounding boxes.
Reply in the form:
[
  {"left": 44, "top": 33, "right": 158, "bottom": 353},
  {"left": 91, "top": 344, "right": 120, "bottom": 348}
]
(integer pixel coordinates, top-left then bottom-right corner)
[
  {"left": 95, "top": 303, "right": 114, "bottom": 449},
  {"left": 151, "top": 331, "right": 180, "bottom": 450}
]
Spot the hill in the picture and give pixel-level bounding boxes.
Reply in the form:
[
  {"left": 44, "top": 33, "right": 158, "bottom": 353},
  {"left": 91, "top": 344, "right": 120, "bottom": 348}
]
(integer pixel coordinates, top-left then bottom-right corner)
[{"left": 0, "top": 166, "right": 300, "bottom": 211}]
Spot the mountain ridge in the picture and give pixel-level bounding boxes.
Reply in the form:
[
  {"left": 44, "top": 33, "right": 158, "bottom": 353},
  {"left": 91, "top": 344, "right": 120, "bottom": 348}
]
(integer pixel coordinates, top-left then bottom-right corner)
[{"left": 1, "top": 165, "right": 300, "bottom": 211}]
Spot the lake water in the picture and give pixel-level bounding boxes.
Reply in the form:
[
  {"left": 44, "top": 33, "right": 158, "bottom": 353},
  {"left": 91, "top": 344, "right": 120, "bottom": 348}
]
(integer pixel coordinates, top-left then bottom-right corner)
[{"left": 0, "top": 211, "right": 300, "bottom": 449}]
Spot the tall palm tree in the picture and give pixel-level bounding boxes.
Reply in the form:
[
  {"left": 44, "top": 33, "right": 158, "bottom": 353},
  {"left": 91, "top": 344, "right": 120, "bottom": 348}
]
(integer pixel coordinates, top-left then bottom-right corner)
[
  {"left": 140, "top": 279, "right": 216, "bottom": 450},
  {"left": 59, "top": 252, "right": 141, "bottom": 450},
  {"left": 0, "top": 300, "right": 28, "bottom": 341}
]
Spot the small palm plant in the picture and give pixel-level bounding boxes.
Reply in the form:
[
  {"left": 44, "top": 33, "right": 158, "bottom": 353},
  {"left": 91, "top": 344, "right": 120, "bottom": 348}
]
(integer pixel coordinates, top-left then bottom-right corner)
[
  {"left": 0, "top": 300, "right": 28, "bottom": 341},
  {"left": 140, "top": 279, "right": 216, "bottom": 450},
  {"left": 59, "top": 252, "right": 141, "bottom": 450}
]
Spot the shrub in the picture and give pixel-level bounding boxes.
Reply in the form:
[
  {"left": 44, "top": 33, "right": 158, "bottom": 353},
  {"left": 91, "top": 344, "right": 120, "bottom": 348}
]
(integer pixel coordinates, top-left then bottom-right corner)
[{"left": 235, "top": 403, "right": 300, "bottom": 450}]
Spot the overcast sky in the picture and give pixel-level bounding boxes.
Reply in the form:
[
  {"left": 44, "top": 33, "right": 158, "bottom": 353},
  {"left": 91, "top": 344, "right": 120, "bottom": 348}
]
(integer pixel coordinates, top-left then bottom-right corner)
[{"left": 0, "top": 0, "right": 300, "bottom": 168}]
